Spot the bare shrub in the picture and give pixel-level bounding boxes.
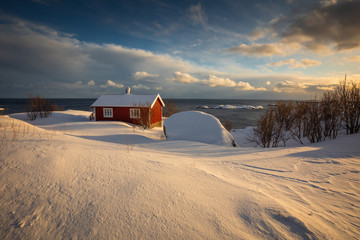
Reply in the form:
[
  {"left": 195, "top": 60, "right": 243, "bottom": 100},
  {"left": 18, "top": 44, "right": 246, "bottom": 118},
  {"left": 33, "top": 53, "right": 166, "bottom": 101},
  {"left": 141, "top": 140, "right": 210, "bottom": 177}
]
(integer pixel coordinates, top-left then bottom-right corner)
[
  {"left": 273, "top": 101, "right": 295, "bottom": 146},
  {"left": 334, "top": 77, "right": 360, "bottom": 134},
  {"left": 249, "top": 77, "right": 360, "bottom": 148},
  {"left": 250, "top": 102, "right": 296, "bottom": 148},
  {"left": 250, "top": 99, "right": 337, "bottom": 147},
  {"left": 288, "top": 102, "right": 308, "bottom": 144},
  {"left": 321, "top": 91, "right": 341, "bottom": 140},
  {"left": 302, "top": 100, "right": 324, "bottom": 143},
  {"left": 222, "top": 119, "right": 233, "bottom": 131},
  {"left": 26, "top": 97, "right": 38, "bottom": 121},
  {"left": 26, "top": 95, "right": 59, "bottom": 121},
  {"left": 132, "top": 103, "right": 152, "bottom": 129},
  {"left": 137, "top": 107, "right": 150, "bottom": 129},
  {"left": 250, "top": 107, "right": 277, "bottom": 148}
]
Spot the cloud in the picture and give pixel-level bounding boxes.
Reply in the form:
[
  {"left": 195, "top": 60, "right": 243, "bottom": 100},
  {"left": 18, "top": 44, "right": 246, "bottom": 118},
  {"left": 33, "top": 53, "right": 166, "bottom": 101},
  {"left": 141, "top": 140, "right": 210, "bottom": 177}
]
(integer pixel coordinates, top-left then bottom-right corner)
[
  {"left": 247, "top": 28, "right": 267, "bottom": 40},
  {"left": 240, "top": 1, "right": 360, "bottom": 56},
  {"left": 236, "top": 81, "right": 267, "bottom": 91},
  {"left": 88, "top": 80, "right": 95, "bottom": 86},
  {"left": 133, "top": 71, "right": 159, "bottom": 80},
  {"left": 343, "top": 56, "right": 360, "bottom": 62},
  {"left": 271, "top": 1, "right": 360, "bottom": 53},
  {"left": 171, "top": 72, "right": 238, "bottom": 88},
  {"left": 0, "top": 16, "right": 88, "bottom": 79},
  {"left": 132, "top": 84, "right": 150, "bottom": 90},
  {"left": 100, "top": 80, "right": 124, "bottom": 88},
  {"left": 267, "top": 59, "right": 296, "bottom": 67},
  {"left": 86, "top": 43, "right": 194, "bottom": 74},
  {"left": 316, "top": 86, "right": 336, "bottom": 91},
  {"left": 200, "top": 75, "right": 267, "bottom": 91},
  {"left": 171, "top": 72, "right": 200, "bottom": 83},
  {"left": 300, "top": 59, "right": 322, "bottom": 67},
  {"left": 0, "top": 16, "right": 198, "bottom": 97},
  {"left": 267, "top": 58, "right": 322, "bottom": 69},
  {"left": 272, "top": 80, "right": 338, "bottom": 93},
  {"left": 273, "top": 80, "right": 308, "bottom": 93},
  {"left": 172, "top": 72, "right": 267, "bottom": 91},
  {"left": 230, "top": 43, "right": 287, "bottom": 57},
  {"left": 201, "top": 75, "right": 237, "bottom": 87},
  {"left": 0, "top": 14, "right": 348, "bottom": 99},
  {"left": 188, "top": 3, "right": 207, "bottom": 25},
  {"left": 321, "top": 0, "right": 340, "bottom": 7}
]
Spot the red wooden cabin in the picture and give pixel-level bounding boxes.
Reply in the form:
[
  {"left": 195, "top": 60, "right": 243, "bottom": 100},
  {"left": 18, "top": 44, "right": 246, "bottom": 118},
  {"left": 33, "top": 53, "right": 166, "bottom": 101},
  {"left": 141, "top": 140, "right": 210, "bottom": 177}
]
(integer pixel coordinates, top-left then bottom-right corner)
[{"left": 91, "top": 89, "right": 165, "bottom": 128}]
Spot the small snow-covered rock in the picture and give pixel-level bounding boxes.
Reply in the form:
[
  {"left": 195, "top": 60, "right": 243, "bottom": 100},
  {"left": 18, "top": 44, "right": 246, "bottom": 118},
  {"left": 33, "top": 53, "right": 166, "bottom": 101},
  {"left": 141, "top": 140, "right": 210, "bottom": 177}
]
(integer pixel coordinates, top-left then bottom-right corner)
[{"left": 164, "top": 111, "right": 237, "bottom": 147}]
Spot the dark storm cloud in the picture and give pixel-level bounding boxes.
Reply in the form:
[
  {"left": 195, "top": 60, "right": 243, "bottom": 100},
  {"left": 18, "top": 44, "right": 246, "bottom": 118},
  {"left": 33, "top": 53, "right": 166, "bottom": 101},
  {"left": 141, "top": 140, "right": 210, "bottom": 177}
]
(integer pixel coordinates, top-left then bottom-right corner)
[
  {"left": 272, "top": 0, "right": 360, "bottom": 52},
  {"left": 0, "top": 17, "right": 88, "bottom": 79},
  {"left": 0, "top": 16, "right": 198, "bottom": 97}
]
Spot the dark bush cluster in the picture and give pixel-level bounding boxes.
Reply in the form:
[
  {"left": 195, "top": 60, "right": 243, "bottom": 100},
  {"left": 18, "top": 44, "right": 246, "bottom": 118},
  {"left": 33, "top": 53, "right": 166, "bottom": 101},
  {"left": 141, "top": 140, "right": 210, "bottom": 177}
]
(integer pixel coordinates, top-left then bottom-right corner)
[
  {"left": 222, "top": 119, "right": 233, "bottom": 131},
  {"left": 26, "top": 95, "right": 60, "bottom": 121},
  {"left": 250, "top": 78, "right": 360, "bottom": 148}
]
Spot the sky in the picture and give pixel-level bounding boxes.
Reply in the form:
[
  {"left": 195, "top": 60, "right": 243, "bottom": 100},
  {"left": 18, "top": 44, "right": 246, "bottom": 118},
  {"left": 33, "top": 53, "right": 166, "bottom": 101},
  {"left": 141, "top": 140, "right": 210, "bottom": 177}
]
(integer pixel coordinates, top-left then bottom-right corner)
[{"left": 0, "top": 0, "right": 360, "bottom": 99}]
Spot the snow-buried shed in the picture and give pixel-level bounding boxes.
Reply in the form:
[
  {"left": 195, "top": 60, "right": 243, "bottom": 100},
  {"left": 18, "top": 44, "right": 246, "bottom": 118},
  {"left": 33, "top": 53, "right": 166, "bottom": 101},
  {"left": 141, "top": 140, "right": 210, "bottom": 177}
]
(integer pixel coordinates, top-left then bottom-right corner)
[
  {"left": 164, "top": 111, "right": 237, "bottom": 147},
  {"left": 91, "top": 89, "right": 165, "bottom": 128}
]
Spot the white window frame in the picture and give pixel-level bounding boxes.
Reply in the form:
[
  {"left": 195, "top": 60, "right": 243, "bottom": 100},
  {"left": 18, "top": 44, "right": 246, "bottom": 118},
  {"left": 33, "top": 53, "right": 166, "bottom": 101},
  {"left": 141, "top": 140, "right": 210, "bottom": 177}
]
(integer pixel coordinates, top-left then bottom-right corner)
[
  {"left": 103, "top": 108, "right": 113, "bottom": 118},
  {"left": 130, "top": 108, "right": 140, "bottom": 119}
]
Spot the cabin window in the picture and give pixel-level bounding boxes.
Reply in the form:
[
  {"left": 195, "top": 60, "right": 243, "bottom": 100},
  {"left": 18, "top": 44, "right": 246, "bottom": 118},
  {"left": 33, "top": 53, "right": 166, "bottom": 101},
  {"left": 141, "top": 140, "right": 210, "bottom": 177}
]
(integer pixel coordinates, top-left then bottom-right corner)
[
  {"left": 103, "top": 108, "right": 113, "bottom": 118},
  {"left": 130, "top": 108, "right": 140, "bottom": 119}
]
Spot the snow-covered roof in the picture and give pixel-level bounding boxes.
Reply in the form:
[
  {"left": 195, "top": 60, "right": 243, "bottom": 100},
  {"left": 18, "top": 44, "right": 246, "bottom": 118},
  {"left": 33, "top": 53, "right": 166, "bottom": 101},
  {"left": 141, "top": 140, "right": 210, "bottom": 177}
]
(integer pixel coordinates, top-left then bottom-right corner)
[{"left": 91, "top": 94, "right": 165, "bottom": 108}]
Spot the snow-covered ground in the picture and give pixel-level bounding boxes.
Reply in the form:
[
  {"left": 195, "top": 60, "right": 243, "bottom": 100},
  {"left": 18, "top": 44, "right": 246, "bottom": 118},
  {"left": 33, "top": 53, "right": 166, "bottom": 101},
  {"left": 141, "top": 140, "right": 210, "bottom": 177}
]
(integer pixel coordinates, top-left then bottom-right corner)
[{"left": 1, "top": 110, "right": 359, "bottom": 239}]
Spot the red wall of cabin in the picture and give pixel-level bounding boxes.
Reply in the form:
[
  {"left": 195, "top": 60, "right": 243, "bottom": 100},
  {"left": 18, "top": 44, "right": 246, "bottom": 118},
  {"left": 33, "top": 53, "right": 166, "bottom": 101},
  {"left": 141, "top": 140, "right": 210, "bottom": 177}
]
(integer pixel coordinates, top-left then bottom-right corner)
[
  {"left": 150, "top": 98, "right": 163, "bottom": 125},
  {"left": 94, "top": 101, "right": 163, "bottom": 126}
]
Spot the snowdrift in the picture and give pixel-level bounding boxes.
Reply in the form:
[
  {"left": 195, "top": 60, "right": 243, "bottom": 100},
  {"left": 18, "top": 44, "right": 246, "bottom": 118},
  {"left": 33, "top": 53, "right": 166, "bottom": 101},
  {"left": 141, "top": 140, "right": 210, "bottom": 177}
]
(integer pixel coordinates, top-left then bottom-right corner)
[
  {"left": 164, "top": 111, "right": 236, "bottom": 147},
  {"left": 1, "top": 111, "right": 360, "bottom": 239},
  {"left": 10, "top": 110, "right": 90, "bottom": 125}
]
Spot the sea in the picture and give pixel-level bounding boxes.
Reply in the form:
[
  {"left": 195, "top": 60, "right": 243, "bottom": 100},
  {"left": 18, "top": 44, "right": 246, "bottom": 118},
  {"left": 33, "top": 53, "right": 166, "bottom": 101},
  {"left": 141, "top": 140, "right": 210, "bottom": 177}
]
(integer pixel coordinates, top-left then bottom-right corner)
[{"left": 0, "top": 98, "right": 280, "bottom": 129}]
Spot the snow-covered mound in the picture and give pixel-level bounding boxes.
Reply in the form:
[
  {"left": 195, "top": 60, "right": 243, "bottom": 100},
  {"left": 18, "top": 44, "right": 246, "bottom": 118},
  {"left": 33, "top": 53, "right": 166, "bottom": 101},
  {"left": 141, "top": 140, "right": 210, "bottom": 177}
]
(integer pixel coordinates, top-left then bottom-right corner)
[
  {"left": 10, "top": 110, "right": 90, "bottom": 125},
  {"left": 164, "top": 111, "right": 236, "bottom": 146}
]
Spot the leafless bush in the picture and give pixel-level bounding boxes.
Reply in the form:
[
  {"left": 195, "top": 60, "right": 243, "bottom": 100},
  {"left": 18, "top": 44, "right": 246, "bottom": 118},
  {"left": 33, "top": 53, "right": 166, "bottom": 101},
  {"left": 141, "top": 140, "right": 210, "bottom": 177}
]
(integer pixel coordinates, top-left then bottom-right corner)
[
  {"left": 132, "top": 103, "right": 152, "bottom": 129},
  {"left": 321, "top": 91, "right": 341, "bottom": 140},
  {"left": 137, "top": 107, "right": 150, "bottom": 129},
  {"left": 249, "top": 102, "right": 294, "bottom": 148},
  {"left": 288, "top": 102, "right": 307, "bottom": 144},
  {"left": 222, "top": 119, "right": 233, "bottom": 131},
  {"left": 250, "top": 107, "right": 277, "bottom": 148},
  {"left": 301, "top": 100, "right": 324, "bottom": 143},
  {"left": 250, "top": 100, "right": 330, "bottom": 147},
  {"left": 26, "top": 95, "right": 59, "bottom": 121},
  {"left": 250, "top": 77, "right": 359, "bottom": 148},
  {"left": 334, "top": 77, "right": 360, "bottom": 134},
  {"left": 273, "top": 101, "right": 295, "bottom": 146}
]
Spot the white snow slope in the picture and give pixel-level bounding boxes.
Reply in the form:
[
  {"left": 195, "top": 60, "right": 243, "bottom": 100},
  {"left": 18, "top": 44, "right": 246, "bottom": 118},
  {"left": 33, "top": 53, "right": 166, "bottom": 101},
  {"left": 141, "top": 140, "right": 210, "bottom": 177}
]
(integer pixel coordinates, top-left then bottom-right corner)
[{"left": 1, "top": 110, "right": 360, "bottom": 240}]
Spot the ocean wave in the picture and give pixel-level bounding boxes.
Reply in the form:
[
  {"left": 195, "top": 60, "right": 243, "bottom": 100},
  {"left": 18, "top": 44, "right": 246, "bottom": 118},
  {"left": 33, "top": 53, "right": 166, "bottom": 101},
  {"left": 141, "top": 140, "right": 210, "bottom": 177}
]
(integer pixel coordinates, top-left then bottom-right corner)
[{"left": 196, "top": 104, "right": 263, "bottom": 110}]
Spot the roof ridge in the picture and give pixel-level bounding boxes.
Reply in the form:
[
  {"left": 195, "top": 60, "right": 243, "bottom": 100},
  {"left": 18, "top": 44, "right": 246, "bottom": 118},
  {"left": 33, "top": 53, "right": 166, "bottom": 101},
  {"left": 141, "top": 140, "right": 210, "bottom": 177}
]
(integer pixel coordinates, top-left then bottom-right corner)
[{"left": 90, "top": 93, "right": 165, "bottom": 107}]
